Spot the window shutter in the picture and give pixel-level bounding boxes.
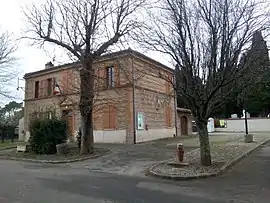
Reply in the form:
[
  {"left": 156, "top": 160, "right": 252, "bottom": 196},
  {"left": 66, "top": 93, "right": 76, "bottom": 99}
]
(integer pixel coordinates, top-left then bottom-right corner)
[
  {"left": 109, "top": 105, "right": 116, "bottom": 129},
  {"left": 59, "top": 72, "right": 67, "bottom": 94},
  {"left": 103, "top": 105, "right": 116, "bottom": 129},
  {"left": 103, "top": 105, "right": 110, "bottom": 129},
  {"left": 165, "top": 105, "right": 172, "bottom": 127},
  {"left": 165, "top": 83, "right": 169, "bottom": 94},
  {"left": 165, "top": 106, "right": 168, "bottom": 127},
  {"left": 47, "top": 78, "right": 53, "bottom": 96},
  {"left": 95, "top": 68, "right": 100, "bottom": 90},
  {"left": 67, "top": 71, "right": 72, "bottom": 93},
  {"left": 114, "top": 64, "right": 120, "bottom": 87},
  {"left": 44, "top": 79, "right": 48, "bottom": 97},
  {"left": 167, "top": 74, "right": 173, "bottom": 95},
  {"left": 65, "top": 71, "right": 69, "bottom": 93},
  {"left": 73, "top": 73, "right": 80, "bottom": 93},
  {"left": 99, "top": 67, "right": 106, "bottom": 90},
  {"left": 40, "top": 80, "right": 45, "bottom": 97},
  {"left": 168, "top": 106, "right": 172, "bottom": 127},
  {"left": 165, "top": 76, "right": 170, "bottom": 94}
]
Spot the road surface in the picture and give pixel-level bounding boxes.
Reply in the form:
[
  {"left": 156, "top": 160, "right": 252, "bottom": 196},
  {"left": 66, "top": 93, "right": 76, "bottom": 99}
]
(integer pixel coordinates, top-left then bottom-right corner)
[{"left": 0, "top": 141, "right": 269, "bottom": 202}]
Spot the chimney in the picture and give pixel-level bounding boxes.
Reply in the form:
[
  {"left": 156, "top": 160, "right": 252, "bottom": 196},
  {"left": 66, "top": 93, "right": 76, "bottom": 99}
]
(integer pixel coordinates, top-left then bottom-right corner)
[{"left": 45, "top": 61, "right": 54, "bottom": 69}]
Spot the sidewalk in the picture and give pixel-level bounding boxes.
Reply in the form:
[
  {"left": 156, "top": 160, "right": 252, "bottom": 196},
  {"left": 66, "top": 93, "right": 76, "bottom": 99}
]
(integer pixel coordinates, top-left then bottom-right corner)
[{"left": 181, "top": 140, "right": 270, "bottom": 202}]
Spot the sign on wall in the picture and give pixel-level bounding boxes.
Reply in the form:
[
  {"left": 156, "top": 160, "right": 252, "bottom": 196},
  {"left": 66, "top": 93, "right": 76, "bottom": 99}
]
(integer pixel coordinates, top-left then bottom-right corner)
[{"left": 137, "top": 112, "right": 145, "bottom": 130}]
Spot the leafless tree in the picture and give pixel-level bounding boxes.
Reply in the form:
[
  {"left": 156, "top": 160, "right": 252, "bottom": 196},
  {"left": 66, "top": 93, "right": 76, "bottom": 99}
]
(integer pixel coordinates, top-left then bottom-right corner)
[
  {"left": 0, "top": 31, "right": 18, "bottom": 102},
  {"left": 55, "top": 55, "right": 154, "bottom": 129},
  {"left": 23, "top": 0, "right": 147, "bottom": 154},
  {"left": 137, "top": 0, "right": 270, "bottom": 165}
]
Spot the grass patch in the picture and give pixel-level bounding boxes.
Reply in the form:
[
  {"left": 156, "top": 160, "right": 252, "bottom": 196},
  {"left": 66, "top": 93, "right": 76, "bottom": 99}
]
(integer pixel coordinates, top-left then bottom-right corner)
[
  {"left": 0, "top": 147, "right": 109, "bottom": 161},
  {"left": 0, "top": 140, "right": 23, "bottom": 150}
]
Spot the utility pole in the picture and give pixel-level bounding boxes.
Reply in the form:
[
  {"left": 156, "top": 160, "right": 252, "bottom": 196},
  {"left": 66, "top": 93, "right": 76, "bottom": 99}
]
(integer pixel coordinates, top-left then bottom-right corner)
[{"left": 131, "top": 55, "right": 136, "bottom": 144}]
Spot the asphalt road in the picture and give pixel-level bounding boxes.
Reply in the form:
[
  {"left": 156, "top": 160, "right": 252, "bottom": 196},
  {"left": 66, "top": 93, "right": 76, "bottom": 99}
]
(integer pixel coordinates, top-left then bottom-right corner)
[{"left": 0, "top": 141, "right": 270, "bottom": 203}]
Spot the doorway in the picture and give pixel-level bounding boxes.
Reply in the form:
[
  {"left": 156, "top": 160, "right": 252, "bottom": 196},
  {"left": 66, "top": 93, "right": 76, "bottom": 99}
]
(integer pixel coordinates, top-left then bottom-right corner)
[
  {"left": 181, "top": 116, "right": 188, "bottom": 135},
  {"left": 62, "top": 110, "right": 73, "bottom": 138}
]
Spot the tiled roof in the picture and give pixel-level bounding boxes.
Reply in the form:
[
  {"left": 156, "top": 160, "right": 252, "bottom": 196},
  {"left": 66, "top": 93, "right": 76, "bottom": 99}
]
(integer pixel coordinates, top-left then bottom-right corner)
[{"left": 24, "top": 48, "right": 173, "bottom": 79}]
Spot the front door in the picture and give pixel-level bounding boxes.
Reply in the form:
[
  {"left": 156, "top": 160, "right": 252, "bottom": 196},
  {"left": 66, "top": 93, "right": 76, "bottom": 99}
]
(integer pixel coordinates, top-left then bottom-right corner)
[
  {"left": 62, "top": 110, "right": 73, "bottom": 138},
  {"left": 181, "top": 116, "right": 188, "bottom": 135}
]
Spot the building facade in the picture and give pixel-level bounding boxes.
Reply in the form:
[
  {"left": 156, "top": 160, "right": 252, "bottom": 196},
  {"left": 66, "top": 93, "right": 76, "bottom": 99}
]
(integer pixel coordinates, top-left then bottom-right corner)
[{"left": 24, "top": 49, "right": 191, "bottom": 144}]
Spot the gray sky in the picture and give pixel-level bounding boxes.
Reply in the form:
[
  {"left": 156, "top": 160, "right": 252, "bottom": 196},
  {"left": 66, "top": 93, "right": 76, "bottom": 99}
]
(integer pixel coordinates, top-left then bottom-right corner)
[{"left": 0, "top": 0, "right": 171, "bottom": 104}]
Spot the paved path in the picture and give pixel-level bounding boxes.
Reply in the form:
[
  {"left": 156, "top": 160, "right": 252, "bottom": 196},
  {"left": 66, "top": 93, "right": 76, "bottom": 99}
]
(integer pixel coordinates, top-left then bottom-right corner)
[
  {"left": 69, "top": 140, "right": 197, "bottom": 177},
  {"left": 0, "top": 137, "right": 269, "bottom": 202}
]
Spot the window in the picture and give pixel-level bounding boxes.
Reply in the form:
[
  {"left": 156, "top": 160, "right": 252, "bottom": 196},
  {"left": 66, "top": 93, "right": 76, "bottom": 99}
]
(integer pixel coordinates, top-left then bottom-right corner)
[
  {"left": 34, "top": 81, "right": 39, "bottom": 98},
  {"left": 106, "top": 66, "right": 115, "bottom": 88},
  {"left": 47, "top": 78, "right": 53, "bottom": 96}
]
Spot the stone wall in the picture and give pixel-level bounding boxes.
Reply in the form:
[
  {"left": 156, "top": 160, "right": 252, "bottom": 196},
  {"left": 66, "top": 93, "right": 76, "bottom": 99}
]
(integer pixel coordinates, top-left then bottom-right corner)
[{"left": 215, "top": 118, "right": 270, "bottom": 132}]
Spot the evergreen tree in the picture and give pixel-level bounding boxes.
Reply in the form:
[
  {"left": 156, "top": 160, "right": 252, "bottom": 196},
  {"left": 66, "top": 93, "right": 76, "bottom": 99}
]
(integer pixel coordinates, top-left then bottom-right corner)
[
  {"left": 240, "top": 31, "right": 270, "bottom": 117},
  {"left": 211, "top": 31, "right": 270, "bottom": 118}
]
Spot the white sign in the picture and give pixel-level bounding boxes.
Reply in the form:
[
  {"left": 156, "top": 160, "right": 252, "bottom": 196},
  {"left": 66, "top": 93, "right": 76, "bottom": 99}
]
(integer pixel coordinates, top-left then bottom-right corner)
[{"left": 137, "top": 112, "right": 144, "bottom": 130}]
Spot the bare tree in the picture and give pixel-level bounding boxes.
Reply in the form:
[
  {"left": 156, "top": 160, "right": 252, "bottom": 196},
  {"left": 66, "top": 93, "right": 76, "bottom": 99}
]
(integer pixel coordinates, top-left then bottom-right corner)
[
  {"left": 55, "top": 54, "right": 155, "bottom": 133},
  {"left": 137, "top": 0, "right": 270, "bottom": 165},
  {"left": 23, "top": 0, "right": 147, "bottom": 154},
  {"left": 0, "top": 31, "right": 18, "bottom": 101},
  {"left": 56, "top": 57, "right": 132, "bottom": 123}
]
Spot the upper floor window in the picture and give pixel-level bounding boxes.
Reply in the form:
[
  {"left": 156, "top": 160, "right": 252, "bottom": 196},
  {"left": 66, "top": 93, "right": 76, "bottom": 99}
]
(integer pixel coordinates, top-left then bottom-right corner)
[
  {"left": 106, "top": 66, "right": 115, "bottom": 88},
  {"left": 34, "top": 81, "right": 39, "bottom": 98},
  {"left": 34, "top": 78, "right": 54, "bottom": 99},
  {"left": 47, "top": 78, "right": 53, "bottom": 96}
]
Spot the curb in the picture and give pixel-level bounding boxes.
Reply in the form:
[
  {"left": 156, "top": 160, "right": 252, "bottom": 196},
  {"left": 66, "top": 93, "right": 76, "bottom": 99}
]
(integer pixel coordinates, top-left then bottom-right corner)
[
  {"left": 147, "top": 138, "right": 270, "bottom": 180},
  {"left": 0, "top": 146, "right": 17, "bottom": 151},
  {"left": 0, "top": 149, "right": 110, "bottom": 164}
]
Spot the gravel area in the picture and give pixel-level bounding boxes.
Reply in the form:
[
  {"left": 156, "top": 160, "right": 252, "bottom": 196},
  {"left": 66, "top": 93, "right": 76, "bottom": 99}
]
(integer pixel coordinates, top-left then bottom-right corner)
[{"left": 150, "top": 134, "right": 270, "bottom": 178}]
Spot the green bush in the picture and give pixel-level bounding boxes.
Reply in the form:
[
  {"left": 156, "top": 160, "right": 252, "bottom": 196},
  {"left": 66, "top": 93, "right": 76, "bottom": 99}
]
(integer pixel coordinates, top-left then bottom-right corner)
[{"left": 29, "top": 118, "right": 67, "bottom": 154}]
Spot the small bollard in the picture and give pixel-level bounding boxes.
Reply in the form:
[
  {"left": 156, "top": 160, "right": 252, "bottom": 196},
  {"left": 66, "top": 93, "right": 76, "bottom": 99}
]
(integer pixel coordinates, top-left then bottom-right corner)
[{"left": 177, "top": 143, "right": 184, "bottom": 162}]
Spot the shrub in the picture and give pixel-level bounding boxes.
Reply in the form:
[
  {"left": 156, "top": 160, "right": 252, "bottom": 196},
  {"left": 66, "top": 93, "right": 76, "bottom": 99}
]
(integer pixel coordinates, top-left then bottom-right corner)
[{"left": 29, "top": 118, "right": 67, "bottom": 154}]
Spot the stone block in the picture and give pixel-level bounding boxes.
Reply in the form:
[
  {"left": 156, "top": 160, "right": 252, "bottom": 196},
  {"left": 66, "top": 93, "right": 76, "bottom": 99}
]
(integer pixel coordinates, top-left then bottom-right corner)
[
  {"left": 56, "top": 143, "right": 69, "bottom": 155},
  {"left": 17, "top": 144, "right": 31, "bottom": 152},
  {"left": 244, "top": 134, "right": 253, "bottom": 143}
]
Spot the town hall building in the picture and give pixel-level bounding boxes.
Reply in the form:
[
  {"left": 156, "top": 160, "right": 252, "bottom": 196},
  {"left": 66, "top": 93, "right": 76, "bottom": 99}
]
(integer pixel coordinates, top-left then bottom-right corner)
[{"left": 23, "top": 49, "right": 192, "bottom": 144}]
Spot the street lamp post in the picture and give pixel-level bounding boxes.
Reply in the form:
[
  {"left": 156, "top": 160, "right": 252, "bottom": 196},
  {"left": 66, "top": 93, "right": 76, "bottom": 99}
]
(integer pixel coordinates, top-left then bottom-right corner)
[{"left": 244, "top": 109, "right": 248, "bottom": 135}]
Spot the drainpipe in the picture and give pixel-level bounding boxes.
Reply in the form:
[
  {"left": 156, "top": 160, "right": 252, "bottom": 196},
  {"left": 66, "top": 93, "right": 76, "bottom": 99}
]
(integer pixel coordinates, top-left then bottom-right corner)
[
  {"left": 131, "top": 56, "right": 136, "bottom": 144},
  {"left": 173, "top": 72, "right": 178, "bottom": 137}
]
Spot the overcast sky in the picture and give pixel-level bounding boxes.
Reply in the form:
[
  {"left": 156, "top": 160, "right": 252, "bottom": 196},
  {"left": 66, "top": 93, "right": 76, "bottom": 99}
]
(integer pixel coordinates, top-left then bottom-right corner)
[{"left": 0, "top": 0, "right": 171, "bottom": 105}]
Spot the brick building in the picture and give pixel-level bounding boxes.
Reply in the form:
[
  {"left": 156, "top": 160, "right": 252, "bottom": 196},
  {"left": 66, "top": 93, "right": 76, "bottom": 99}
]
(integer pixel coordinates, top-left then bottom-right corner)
[{"left": 23, "top": 49, "right": 192, "bottom": 144}]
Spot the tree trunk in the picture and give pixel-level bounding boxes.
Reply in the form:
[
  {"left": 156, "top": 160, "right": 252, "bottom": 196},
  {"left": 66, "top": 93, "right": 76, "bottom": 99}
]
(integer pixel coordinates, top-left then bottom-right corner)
[
  {"left": 196, "top": 119, "right": 212, "bottom": 166},
  {"left": 80, "top": 114, "right": 94, "bottom": 154},
  {"left": 79, "top": 59, "right": 95, "bottom": 155}
]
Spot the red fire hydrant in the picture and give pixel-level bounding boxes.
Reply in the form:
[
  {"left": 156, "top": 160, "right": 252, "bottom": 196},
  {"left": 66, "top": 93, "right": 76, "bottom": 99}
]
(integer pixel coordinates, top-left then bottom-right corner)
[{"left": 177, "top": 143, "right": 184, "bottom": 162}]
